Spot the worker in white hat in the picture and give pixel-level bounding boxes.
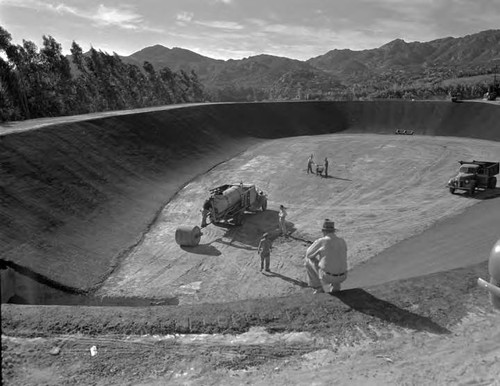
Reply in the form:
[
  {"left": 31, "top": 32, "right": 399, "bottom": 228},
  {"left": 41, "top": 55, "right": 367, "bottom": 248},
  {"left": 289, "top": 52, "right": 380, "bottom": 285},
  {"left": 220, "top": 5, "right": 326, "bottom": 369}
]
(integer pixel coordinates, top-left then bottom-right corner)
[
  {"left": 278, "top": 204, "right": 288, "bottom": 236},
  {"left": 305, "top": 219, "right": 348, "bottom": 294}
]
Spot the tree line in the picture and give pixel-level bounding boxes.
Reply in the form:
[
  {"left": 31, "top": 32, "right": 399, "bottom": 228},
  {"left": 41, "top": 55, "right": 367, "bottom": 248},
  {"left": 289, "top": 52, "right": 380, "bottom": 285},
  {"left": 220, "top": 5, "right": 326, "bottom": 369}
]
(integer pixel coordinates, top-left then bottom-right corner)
[{"left": 0, "top": 26, "right": 206, "bottom": 122}]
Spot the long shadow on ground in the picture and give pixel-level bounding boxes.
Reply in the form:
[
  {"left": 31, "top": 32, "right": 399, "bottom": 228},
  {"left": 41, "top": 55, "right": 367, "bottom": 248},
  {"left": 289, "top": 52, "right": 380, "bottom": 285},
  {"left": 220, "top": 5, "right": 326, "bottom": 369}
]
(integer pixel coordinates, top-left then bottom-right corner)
[
  {"left": 263, "top": 271, "right": 309, "bottom": 288},
  {"left": 333, "top": 288, "right": 451, "bottom": 334},
  {"left": 181, "top": 244, "right": 221, "bottom": 256}
]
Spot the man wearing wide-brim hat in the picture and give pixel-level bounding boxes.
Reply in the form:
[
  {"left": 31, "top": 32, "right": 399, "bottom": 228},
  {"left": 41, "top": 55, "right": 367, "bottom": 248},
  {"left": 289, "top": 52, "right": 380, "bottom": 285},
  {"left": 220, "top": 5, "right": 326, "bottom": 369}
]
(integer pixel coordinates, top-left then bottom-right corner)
[{"left": 305, "top": 219, "right": 348, "bottom": 294}]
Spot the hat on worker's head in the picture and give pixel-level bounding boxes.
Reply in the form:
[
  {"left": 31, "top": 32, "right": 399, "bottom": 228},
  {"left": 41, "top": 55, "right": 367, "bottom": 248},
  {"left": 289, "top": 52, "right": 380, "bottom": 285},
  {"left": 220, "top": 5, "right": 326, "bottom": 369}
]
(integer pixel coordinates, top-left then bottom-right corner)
[
  {"left": 322, "top": 219, "right": 336, "bottom": 232},
  {"left": 280, "top": 204, "right": 286, "bottom": 209}
]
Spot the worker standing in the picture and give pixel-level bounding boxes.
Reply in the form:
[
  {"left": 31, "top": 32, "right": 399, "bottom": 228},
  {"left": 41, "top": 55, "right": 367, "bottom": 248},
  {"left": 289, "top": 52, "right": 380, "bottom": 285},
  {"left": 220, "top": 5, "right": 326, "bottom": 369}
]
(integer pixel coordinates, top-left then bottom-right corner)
[
  {"left": 307, "top": 154, "right": 315, "bottom": 174},
  {"left": 324, "top": 157, "right": 329, "bottom": 178},
  {"left": 257, "top": 233, "right": 272, "bottom": 272},
  {"left": 305, "top": 219, "right": 348, "bottom": 293},
  {"left": 201, "top": 199, "right": 212, "bottom": 228},
  {"left": 278, "top": 205, "right": 288, "bottom": 236}
]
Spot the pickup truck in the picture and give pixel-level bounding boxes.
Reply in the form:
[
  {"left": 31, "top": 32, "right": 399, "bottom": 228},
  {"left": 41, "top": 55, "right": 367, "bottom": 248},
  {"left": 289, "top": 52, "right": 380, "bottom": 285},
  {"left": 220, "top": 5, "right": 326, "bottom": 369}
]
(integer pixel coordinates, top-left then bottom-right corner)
[{"left": 448, "top": 160, "right": 499, "bottom": 195}]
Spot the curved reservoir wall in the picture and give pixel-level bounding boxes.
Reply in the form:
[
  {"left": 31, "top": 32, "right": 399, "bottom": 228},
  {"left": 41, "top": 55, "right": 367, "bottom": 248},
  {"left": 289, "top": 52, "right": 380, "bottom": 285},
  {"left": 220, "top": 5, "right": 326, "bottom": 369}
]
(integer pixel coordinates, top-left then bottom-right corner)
[{"left": 1, "top": 101, "right": 499, "bottom": 294}]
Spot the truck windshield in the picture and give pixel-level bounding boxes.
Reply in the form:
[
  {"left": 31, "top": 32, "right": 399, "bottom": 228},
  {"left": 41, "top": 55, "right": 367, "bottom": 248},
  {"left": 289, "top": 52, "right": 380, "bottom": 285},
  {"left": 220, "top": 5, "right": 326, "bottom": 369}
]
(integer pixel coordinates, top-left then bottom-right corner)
[{"left": 459, "top": 166, "right": 477, "bottom": 174}]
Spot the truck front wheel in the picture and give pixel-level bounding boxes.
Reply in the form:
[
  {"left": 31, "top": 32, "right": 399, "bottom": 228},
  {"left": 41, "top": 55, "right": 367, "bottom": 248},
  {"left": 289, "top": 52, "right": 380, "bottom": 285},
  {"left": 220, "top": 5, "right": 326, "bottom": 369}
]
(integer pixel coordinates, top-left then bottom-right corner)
[
  {"left": 489, "top": 177, "right": 497, "bottom": 189},
  {"left": 469, "top": 186, "right": 476, "bottom": 196},
  {"left": 449, "top": 187, "right": 456, "bottom": 194}
]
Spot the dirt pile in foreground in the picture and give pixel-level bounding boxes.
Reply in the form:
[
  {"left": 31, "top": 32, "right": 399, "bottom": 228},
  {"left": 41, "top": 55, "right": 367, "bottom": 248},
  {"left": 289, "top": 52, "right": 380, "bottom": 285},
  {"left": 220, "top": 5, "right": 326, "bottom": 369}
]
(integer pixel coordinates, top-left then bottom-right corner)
[{"left": 2, "top": 261, "right": 497, "bottom": 385}]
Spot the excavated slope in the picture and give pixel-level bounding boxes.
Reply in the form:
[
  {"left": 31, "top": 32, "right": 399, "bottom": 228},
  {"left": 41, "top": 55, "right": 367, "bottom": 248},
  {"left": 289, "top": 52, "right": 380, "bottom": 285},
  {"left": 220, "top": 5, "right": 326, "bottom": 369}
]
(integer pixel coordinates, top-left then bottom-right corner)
[{"left": 1, "top": 101, "right": 499, "bottom": 291}]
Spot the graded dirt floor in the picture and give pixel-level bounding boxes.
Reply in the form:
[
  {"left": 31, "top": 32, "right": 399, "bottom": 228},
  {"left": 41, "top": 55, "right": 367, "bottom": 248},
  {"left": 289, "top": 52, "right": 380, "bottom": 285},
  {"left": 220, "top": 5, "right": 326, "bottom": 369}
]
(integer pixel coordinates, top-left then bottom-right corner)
[
  {"left": 2, "top": 101, "right": 500, "bottom": 385},
  {"left": 96, "top": 133, "right": 500, "bottom": 305}
]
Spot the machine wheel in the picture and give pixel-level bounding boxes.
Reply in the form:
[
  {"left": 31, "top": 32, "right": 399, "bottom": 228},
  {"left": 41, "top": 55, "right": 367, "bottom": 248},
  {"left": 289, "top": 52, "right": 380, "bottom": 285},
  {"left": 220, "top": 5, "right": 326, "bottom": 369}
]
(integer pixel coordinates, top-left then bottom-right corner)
[
  {"left": 449, "top": 187, "right": 456, "bottom": 194},
  {"left": 261, "top": 198, "right": 267, "bottom": 211},
  {"left": 469, "top": 186, "right": 476, "bottom": 196},
  {"left": 489, "top": 177, "right": 497, "bottom": 189}
]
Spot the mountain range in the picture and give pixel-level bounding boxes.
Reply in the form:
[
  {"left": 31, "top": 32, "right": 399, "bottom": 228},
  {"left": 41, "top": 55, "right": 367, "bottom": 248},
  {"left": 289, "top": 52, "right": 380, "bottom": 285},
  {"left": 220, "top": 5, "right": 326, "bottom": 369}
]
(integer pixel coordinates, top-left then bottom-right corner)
[{"left": 120, "top": 29, "right": 500, "bottom": 101}]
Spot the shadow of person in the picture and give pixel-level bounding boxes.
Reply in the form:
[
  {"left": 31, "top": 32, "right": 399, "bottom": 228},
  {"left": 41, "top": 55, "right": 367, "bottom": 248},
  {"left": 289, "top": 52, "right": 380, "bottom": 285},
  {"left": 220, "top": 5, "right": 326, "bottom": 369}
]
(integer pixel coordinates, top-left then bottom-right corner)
[
  {"left": 219, "top": 209, "right": 282, "bottom": 248},
  {"left": 332, "top": 288, "right": 450, "bottom": 334},
  {"left": 283, "top": 220, "right": 297, "bottom": 237},
  {"left": 323, "top": 175, "right": 352, "bottom": 181},
  {"left": 263, "top": 271, "right": 309, "bottom": 288},
  {"left": 213, "top": 237, "right": 256, "bottom": 251},
  {"left": 181, "top": 244, "right": 221, "bottom": 256}
]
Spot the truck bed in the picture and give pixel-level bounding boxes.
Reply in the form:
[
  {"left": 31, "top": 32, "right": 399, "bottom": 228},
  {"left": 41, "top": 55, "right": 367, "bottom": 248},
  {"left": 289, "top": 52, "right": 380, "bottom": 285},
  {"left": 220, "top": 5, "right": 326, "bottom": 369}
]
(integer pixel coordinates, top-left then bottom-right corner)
[{"left": 459, "top": 160, "right": 499, "bottom": 176}]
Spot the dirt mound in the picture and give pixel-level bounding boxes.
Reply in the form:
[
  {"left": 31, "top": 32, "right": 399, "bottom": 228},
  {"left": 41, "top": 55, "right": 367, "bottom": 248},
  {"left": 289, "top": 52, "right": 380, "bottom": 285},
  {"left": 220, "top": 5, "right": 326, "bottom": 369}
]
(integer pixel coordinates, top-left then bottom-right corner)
[{"left": 1, "top": 101, "right": 499, "bottom": 293}]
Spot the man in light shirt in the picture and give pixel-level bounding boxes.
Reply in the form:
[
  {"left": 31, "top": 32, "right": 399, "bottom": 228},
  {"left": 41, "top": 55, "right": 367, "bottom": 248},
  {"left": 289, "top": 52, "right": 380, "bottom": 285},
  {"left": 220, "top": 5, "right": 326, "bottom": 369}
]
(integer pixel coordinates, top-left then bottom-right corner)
[
  {"left": 307, "top": 154, "right": 315, "bottom": 174},
  {"left": 278, "top": 205, "right": 288, "bottom": 236},
  {"left": 305, "top": 219, "right": 348, "bottom": 294}
]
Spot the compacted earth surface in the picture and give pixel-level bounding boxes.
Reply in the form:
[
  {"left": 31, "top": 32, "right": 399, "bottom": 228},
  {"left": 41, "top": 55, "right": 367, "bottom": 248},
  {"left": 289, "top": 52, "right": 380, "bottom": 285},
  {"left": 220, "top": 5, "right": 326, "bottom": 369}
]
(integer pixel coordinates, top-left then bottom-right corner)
[{"left": 2, "top": 101, "right": 500, "bottom": 385}]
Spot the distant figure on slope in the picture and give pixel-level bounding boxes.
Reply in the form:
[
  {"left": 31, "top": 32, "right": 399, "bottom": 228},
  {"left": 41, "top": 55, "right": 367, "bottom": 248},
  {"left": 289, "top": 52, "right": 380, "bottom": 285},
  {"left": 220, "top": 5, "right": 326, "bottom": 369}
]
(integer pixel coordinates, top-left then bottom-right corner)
[
  {"left": 316, "top": 163, "right": 324, "bottom": 176},
  {"left": 278, "top": 204, "right": 288, "bottom": 236},
  {"left": 324, "top": 157, "right": 329, "bottom": 178},
  {"left": 307, "top": 154, "right": 315, "bottom": 174},
  {"left": 257, "top": 233, "right": 272, "bottom": 272},
  {"left": 305, "top": 219, "right": 348, "bottom": 294}
]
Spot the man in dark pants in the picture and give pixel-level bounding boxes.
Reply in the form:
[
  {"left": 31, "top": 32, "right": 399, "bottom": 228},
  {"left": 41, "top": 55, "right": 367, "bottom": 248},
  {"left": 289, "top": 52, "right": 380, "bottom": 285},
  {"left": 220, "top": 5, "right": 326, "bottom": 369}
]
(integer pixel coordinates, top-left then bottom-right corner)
[
  {"left": 307, "top": 154, "right": 315, "bottom": 174},
  {"left": 324, "top": 157, "right": 329, "bottom": 178},
  {"left": 257, "top": 233, "right": 272, "bottom": 272},
  {"left": 305, "top": 219, "right": 347, "bottom": 293},
  {"left": 201, "top": 199, "right": 212, "bottom": 228}
]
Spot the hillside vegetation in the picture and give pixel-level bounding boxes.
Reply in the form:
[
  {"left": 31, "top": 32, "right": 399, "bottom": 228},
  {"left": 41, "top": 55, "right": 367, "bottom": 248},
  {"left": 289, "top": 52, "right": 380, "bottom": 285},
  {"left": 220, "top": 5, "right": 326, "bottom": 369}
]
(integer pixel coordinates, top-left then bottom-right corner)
[
  {"left": 1, "top": 26, "right": 500, "bottom": 121},
  {"left": 0, "top": 27, "right": 206, "bottom": 122}
]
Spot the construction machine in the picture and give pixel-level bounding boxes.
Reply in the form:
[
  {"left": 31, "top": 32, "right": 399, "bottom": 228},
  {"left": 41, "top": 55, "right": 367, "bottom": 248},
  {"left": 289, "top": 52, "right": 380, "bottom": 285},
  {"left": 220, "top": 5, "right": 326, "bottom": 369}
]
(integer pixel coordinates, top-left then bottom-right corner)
[
  {"left": 201, "top": 183, "right": 267, "bottom": 227},
  {"left": 175, "top": 183, "right": 268, "bottom": 247}
]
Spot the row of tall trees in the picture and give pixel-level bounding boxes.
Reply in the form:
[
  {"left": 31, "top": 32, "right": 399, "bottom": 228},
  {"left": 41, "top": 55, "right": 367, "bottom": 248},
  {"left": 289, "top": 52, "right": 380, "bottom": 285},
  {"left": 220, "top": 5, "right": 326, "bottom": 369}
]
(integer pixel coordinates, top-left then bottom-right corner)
[{"left": 0, "top": 26, "right": 206, "bottom": 122}]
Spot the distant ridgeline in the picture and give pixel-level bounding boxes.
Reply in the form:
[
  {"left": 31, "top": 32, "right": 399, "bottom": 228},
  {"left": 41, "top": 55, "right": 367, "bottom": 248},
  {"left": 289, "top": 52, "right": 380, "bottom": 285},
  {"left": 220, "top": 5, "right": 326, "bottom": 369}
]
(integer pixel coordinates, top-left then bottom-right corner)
[
  {"left": 1, "top": 26, "right": 500, "bottom": 121},
  {"left": 0, "top": 26, "right": 206, "bottom": 122}
]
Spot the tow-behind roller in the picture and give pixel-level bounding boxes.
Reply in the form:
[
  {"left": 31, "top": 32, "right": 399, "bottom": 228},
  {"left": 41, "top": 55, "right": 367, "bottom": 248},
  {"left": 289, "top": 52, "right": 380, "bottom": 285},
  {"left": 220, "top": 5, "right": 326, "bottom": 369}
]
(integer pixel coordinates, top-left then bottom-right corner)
[{"left": 175, "top": 225, "right": 203, "bottom": 247}]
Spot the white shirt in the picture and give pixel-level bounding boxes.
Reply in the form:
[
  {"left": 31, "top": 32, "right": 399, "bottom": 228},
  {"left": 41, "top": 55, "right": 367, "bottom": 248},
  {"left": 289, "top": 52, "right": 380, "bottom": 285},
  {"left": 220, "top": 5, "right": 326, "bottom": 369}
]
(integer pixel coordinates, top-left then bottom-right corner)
[
  {"left": 279, "top": 208, "right": 287, "bottom": 220},
  {"left": 305, "top": 233, "right": 347, "bottom": 274}
]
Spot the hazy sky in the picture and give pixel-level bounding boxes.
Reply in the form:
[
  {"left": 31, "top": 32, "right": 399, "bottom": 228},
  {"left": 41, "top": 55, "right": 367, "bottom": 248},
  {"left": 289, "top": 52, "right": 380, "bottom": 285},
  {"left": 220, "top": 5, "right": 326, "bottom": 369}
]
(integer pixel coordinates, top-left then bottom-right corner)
[{"left": 1, "top": 0, "right": 499, "bottom": 60}]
